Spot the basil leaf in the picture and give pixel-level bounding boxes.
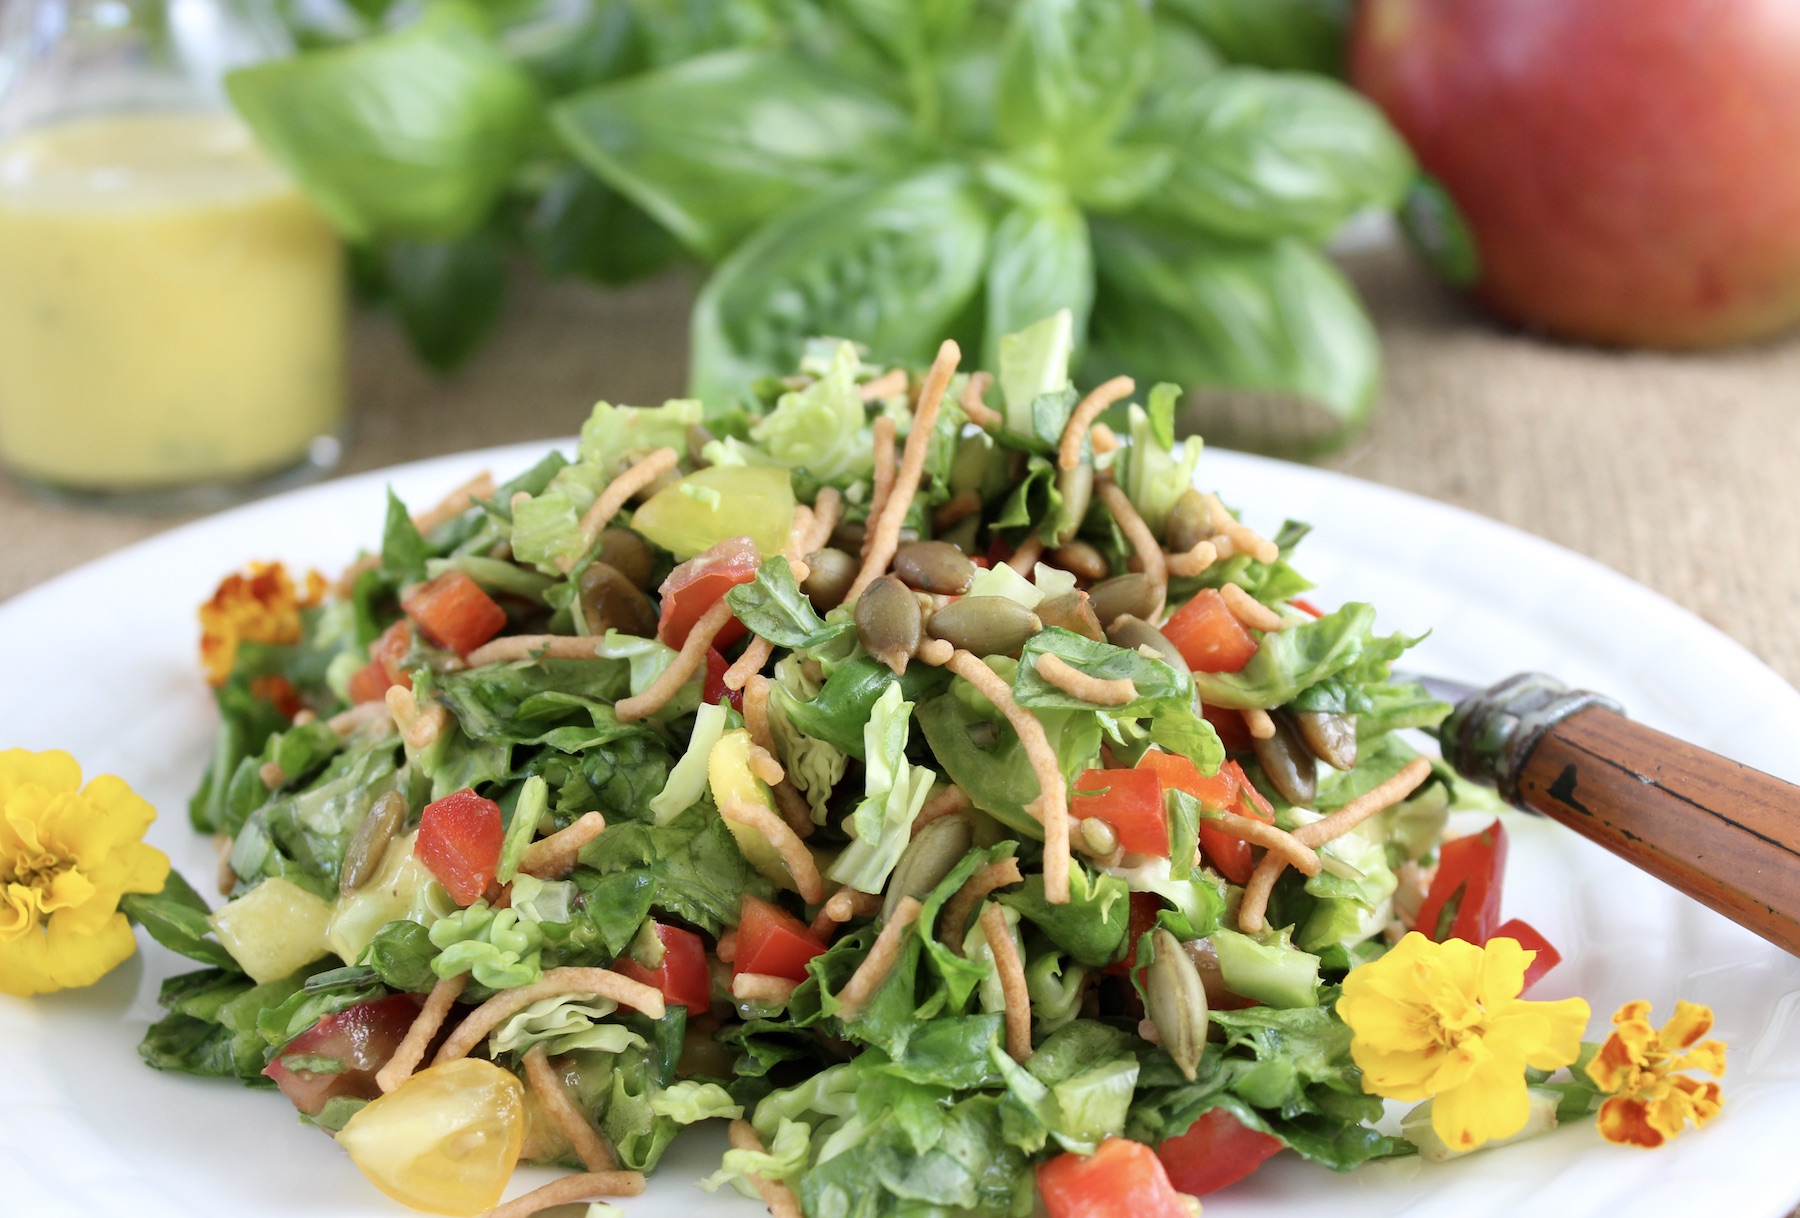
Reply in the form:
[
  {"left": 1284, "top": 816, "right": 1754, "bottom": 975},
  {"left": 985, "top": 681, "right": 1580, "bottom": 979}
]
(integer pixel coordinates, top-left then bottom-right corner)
[
  {"left": 726, "top": 557, "right": 856, "bottom": 651},
  {"left": 1161, "top": 0, "right": 1353, "bottom": 74},
  {"left": 380, "top": 489, "right": 429, "bottom": 585},
  {"left": 1134, "top": 68, "right": 1414, "bottom": 243},
  {"left": 226, "top": 3, "right": 541, "bottom": 241},
  {"left": 982, "top": 199, "right": 1094, "bottom": 370},
  {"left": 381, "top": 229, "right": 508, "bottom": 372},
  {"left": 525, "top": 165, "right": 685, "bottom": 286},
  {"left": 996, "top": 0, "right": 1154, "bottom": 153},
  {"left": 831, "top": 0, "right": 977, "bottom": 72},
  {"left": 554, "top": 50, "right": 913, "bottom": 260},
  {"left": 121, "top": 872, "right": 240, "bottom": 971},
  {"left": 1089, "top": 224, "right": 1381, "bottom": 453},
  {"left": 690, "top": 167, "right": 991, "bottom": 402}
]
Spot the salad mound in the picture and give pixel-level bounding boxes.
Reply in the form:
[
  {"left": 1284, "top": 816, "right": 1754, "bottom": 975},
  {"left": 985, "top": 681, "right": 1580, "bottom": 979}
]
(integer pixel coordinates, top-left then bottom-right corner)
[{"left": 143, "top": 312, "right": 1492, "bottom": 1216}]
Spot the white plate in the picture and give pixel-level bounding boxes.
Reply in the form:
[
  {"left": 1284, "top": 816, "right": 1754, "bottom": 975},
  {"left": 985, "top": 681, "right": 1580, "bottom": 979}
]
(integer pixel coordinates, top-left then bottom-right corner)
[{"left": 3, "top": 443, "right": 1797, "bottom": 1218}]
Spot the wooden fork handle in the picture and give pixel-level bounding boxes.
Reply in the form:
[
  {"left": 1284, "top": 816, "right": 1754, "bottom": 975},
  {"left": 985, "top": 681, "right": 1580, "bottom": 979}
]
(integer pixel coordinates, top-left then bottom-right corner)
[
  {"left": 1439, "top": 672, "right": 1800, "bottom": 956},
  {"left": 1513, "top": 706, "right": 1800, "bottom": 956}
]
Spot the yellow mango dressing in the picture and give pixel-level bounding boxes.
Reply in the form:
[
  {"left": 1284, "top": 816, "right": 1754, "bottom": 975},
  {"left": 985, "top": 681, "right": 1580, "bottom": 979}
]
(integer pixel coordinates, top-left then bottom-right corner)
[{"left": 0, "top": 111, "right": 344, "bottom": 491}]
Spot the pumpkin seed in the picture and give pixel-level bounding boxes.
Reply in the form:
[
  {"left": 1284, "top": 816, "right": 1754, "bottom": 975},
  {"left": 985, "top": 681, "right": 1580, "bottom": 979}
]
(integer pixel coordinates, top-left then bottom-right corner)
[
  {"left": 926, "top": 596, "right": 1040, "bottom": 658},
  {"left": 1105, "top": 614, "right": 1184, "bottom": 671},
  {"left": 1050, "top": 539, "right": 1108, "bottom": 582},
  {"left": 832, "top": 519, "right": 917, "bottom": 553},
  {"left": 1165, "top": 488, "right": 1212, "bottom": 554},
  {"left": 686, "top": 423, "right": 715, "bottom": 467},
  {"left": 1295, "top": 710, "right": 1358, "bottom": 772},
  {"left": 1147, "top": 928, "right": 1209, "bottom": 1082},
  {"left": 1037, "top": 591, "right": 1104, "bottom": 642},
  {"left": 802, "top": 547, "right": 858, "bottom": 613},
  {"left": 595, "top": 527, "right": 655, "bottom": 590},
  {"left": 1089, "top": 574, "right": 1162, "bottom": 629},
  {"left": 948, "top": 432, "right": 993, "bottom": 496},
  {"left": 883, "top": 813, "right": 974, "bottom": 920},
  {"left": 1251, "top": 710, "right": 1319, "bottom": 806},
  {"left": 1052, "top": 462, "right": 1093, "bottom": 547},
  {"left": 1076, "top": 817, "right": 1119, "bottom": 858},
  {"left": 938, "top": 514, "right": 982, "bottom": 556},
  {"left": 856, "top": 576, "right": 922, "bottom": 674},
  {"left": 340, "top": 790, "right": 408, "bottom": 896},
  {"left": 578, "top": 561, "right": 659, "bottom": 637},
  {"left": 894, "top": 540, "right": 976, "bottom": 595}
]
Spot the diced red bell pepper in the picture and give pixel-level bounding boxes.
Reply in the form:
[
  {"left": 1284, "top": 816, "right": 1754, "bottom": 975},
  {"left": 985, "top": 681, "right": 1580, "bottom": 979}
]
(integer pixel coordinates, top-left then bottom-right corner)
[
  {"left": 415, "top": 788, "right": 504, "bottom": 906},
  {"left": 1136, "top": 752, "right": 1267, "bottom": 885},
  {"left": 1072, "top": 768, "right": 1168, "bottom": 856},
  {"left": 1161, "top": 587, "right": 1259, "bottom": 673},
  {"left": 403, "top": 570, "right": 508, "bottom": 655},
  {"left": 347, "top": 661, "right": 391, "bottom": 705},
  {"left": 1289, "top": 597, "right": 1325, "bottom": 618},
  {"left": 1491, "top": 917, "right": 1562, "bottom": 991},
  {"left": 613, "top": 922, "right": 714, "bottom": 1013},
  {"left": 1039, "top": 1136, "right": 1192, "bottom": 1218},
  {"left": 1202, "top": 704, "right": 1255, "bottom": 752},
  {"left": 703, "top": 647, "right": 745, "bottom": 712},
  {"left": 1416, "top": 819, "right": 1509, "bottom": 944},
  {"left": 368, "top": 619, "right": 415, "bottom": 694},
  {"left": 263, "top": 993, "right": 423, "bottom": 1118},
  {"left": 1105, "top": 891, "right": 1164, "bottom": 978},
  {"left": 734, "top": 893, "right": 827, "bottom": 983},
  {"left": 1155, "top": 1108, "right": 1285, "bottom": 1197},
  {"left": 657, "top": 536, "right": 758, "bottom": 650}
]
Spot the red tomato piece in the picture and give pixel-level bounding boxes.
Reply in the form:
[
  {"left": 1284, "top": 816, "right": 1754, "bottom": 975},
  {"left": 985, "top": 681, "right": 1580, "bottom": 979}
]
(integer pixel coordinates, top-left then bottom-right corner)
[
  {"left": 1105, "top": 891, "right": 1164, "bottom": 978},
  {"left": 263, "top": 993, "right": 423, "bottom": 1117},
  {"left": 347, "top": 661, "right": 391, "bottom": 705},
  {"left": 1230, "top": 762, "right": 1275, "bottom": 823},
  {"left": 415, "top": 789, "right": 504, "bottom": 906},
  {"left": 403, "top": 571, "right": 508, "bottom": 655},
  {"left": 1135, "top": 751, "right": 1264, "bottom": 884},
  {"left": 613, "top": 923, "right": 714, "bottom": 1013},
  {"left": 1491, "top": 917, "right": 1562, "bottom": 991},
  {"left": 734, "top": 894, "right": 828, "bottom": 983},
  {"left": 1039, "top": 1137, "right": 1192, "bottom": 1218},
  {"left": 1162, "top": 588, "right": 1259, "bottom": 673},
  {"left": 1072, "top": 768, "right": 1168, "bottom": 856},
  {"left": 1136, "top": 749, "right": 1238, "bottom": 809},
  {"left": 1198, "top": 824, "right": 1255, "bottom": 886},
  {"left": 1289, "top": 597, "right": 1325, "bottom": 618},
  {"left": 1415, "top": 819, "right": 1509, "bottom": 944},
  {"left": 1202, "top": 704, "right": 1255, "bottom": 752},
  {"left": 703, "top": 647, "right": 745, "bottom": 712},
  {"left": 657, "top": 536, "right": 759, "bottom": 650},
  {"left": 1156, "top": 1108, "right": 1285, "bottom": 1197},
  {"left": 371, "top": 619, "right": 414, "bottom": 692}
]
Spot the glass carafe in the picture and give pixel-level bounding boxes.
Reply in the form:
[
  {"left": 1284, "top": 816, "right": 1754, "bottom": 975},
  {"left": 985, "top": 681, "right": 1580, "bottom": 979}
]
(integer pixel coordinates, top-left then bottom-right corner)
[{"left": 0, "top": 0, "right": 345, "bottom": 505}]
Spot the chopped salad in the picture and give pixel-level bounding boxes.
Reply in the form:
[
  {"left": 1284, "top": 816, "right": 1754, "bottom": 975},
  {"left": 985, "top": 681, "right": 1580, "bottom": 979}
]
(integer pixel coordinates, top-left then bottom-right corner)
[{"left": 138, "top": 311, "right": 1558, "bottom": 1217}]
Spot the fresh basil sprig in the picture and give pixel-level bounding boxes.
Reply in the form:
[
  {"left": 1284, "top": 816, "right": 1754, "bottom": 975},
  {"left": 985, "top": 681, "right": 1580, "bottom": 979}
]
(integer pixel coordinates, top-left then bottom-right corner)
[{"left": 228, "top": 0, "right": 1412, "bottom": 446}]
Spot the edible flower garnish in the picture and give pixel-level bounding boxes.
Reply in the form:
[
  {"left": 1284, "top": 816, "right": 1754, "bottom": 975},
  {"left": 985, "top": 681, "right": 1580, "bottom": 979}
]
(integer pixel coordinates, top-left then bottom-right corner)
[
  {"left": 1338, "top": 932, "right": 1590, "bottom": 1153},
  {"left": 0, "top": 749, "right": 169, "bottom": 996},
  {"left": 1585, "top": 1000, "right": 1726, "bottom": 1148},
  {"left": 198, "top": 561, "right": 326, "bottom": 685}
]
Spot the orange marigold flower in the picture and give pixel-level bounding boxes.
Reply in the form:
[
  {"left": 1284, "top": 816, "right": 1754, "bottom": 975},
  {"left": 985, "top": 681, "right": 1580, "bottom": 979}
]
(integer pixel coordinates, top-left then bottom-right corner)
[
  {"left": 198, "top": 563, "right": 326, "bottom": 686},
  {"left": 1585, "top": 1000, "right": 1726, "bottom": 1148}
]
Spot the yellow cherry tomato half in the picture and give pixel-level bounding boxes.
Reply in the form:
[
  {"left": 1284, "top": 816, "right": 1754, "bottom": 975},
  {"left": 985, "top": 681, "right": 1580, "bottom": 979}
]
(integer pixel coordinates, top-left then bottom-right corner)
[{"left": 336, "top": 1058, "right": 526, "bottom": 1216}]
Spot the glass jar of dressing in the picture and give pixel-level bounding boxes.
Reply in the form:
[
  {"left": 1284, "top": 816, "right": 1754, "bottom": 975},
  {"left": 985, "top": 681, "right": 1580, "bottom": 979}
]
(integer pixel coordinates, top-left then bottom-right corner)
[{"left": 0, "top": 0, "right": 345, "bottom": 504}]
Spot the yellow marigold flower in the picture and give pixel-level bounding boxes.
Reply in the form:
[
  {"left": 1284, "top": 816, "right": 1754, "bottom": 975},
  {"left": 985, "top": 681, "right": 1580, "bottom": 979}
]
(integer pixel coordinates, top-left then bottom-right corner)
[
  {"left": 1338, "top": 931, "right": 1590, "bottom": 1154},
  {"left": 1585, "top": 1000, "right": 1726, "bottom": 1148},
  {"left": 0, "top": 750, "right": 170, "bottom": 996},
  {"left": 198, "top": 561, "right": 326, "bottom": 686}
]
